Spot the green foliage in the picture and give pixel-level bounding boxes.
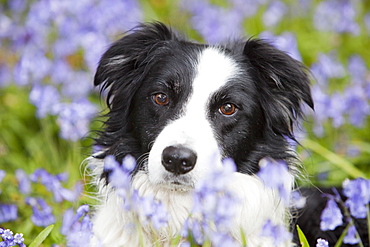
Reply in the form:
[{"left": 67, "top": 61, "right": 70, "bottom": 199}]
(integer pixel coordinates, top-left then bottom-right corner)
[{"left": 29, "top": 225, "right": 54, "bottom": 247}]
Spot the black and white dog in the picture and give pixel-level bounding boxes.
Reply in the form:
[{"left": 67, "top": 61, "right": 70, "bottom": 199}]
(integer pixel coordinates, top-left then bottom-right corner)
[{"left": 89, "top": 22, "right": 313, "bottom": 246}]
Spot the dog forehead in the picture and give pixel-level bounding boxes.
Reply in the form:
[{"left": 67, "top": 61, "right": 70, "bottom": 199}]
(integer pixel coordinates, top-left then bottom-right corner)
[
  {"left": 187, "top": 47, "right": 240, "bottom": 107},
  {"left": 193, "top": 47, "right": 240, "bottom": 96}
]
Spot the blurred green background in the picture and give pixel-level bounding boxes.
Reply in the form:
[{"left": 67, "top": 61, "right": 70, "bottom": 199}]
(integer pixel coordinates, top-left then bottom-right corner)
[{"left": 0, "top": 0, "right": 369, "bottom": 245}]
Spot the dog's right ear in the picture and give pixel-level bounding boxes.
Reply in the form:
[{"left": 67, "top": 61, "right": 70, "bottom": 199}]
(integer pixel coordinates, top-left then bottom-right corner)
[{"left": 94, "top": 22, "right": 176, "bottom": 108}]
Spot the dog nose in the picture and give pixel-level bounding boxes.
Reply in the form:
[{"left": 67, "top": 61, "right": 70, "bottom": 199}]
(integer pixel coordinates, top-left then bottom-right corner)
[{"left": 161, "top": 146, "right": 197, "bottom": 175}]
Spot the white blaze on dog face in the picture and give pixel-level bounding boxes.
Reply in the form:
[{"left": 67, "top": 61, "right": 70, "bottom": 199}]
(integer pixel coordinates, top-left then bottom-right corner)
[{"left": 148, "top": 47, "right": 241, "bottom": 188}]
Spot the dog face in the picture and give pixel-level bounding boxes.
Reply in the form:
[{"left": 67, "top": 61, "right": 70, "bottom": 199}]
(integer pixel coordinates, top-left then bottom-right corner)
[{"left": 93, "top": 22, "right": 313, "bottom": 189}]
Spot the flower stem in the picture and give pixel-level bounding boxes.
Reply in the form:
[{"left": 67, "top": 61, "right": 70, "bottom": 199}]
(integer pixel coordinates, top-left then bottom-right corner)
[{"left": 302, "top": 139, "right": 367, "bottom": 179}]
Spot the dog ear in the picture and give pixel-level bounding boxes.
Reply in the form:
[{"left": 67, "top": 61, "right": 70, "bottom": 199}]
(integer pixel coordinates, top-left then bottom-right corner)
[
  {"left": 243, "top": 39, "right": 314, "bottom": 139},
  {"left": 94, "top": 22, "right": 176, "bottom": 109}
]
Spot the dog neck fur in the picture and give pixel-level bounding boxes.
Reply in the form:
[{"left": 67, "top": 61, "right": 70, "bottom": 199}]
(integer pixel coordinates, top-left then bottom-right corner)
[{"left": 89, "top": 157, "right": 294, "bottom": 247}]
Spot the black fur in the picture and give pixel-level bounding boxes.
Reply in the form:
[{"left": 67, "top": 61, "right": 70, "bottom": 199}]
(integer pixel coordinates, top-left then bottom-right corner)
[{"left": 93, "top": 22, "right": 313, "bottom": 177}]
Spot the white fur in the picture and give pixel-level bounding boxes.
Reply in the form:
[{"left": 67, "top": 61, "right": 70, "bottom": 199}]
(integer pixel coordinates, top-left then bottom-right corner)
[
  {"left": 91, "top": 48, "right": 295, "bottom": 246},
  {"left": 148, "top": 48, "right": 240, "bottom": 189}
]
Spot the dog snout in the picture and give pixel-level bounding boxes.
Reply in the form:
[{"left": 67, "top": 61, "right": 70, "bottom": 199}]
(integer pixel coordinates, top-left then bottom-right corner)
[{"left": 161, "top": 146, "right": 197, "bottom": 175}]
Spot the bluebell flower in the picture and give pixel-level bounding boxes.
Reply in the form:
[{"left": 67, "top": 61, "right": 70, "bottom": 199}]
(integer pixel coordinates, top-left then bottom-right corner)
[
  {"left": 13, "top": 233, "right": 24, "bottom": 245},
  {"left": 136, "top": 195, "right": 168, "bottom": 229},
  {"left": 104, "top": 155, "right": 134, "bottom": 192},
  {"left": 0, "top": 204, "right": 18, "bottom": 224},
  {"left": 0, "top": 170, "right": 5, "bottom": 183},
  {"left": 290, "top": 191, "right": 306, "bottom": 209},
  {"left": 186, "top": 158, "right": 239, "bottom": 245},
  {"left": 181, "top": 1, "right": 244, "bottom": 44},
  {"left": 343, "top": 225, "right": 360, "bottom": 245},
  {"left": 54, "top": 99, "right": 97, "bottom": 141},
  {"left": 16, "top": 169, "right": 31, "bottom": 195},
  {"left": 209, "top": 232, "right": 239, "bottom": 247},
  {"left": 259, "top": 31, "right": 302, "bottom": 61},
  {"left": 230, "top": 0, "right": 265, "bottom": 18},
  {"left": 316, "top": 238, "right": 329, "bottom": 247},
  {"left": 365, "top": 13, "right": 370, "bottom": 34},
  {"left": 260, "top": 219, "right": 292, "bottom": 245},
  {"left": 61, "top": 205, "right": 93, "bottom": 247},
  {"left": 181, "top": 218, "right": 205, "bottom": 245},
  {"left": 8, "top": 0, "right": 27, "bottom": 14},
  {"left": 0, "top": 64, "right": 11, "bottom": 88},
  {"left": 343, "top": 85, "right": 370, "bottom": 128},
  {"left": 1, "top": 229, "right": 13, "bottom": 241},
  {"left": 105, "top": 155, "right": 169, "bottom": 229},
  {"left": 320, "top": 198, "right": 343, "bottom": 231},
  {"left": 327, "top": 92, "right": 346, "bottom": 128},
  {"left": 314, "top": 0, "right": 359, "bottom": 35},
  {"left": 348, "top": 55, "right": 367, "bottom": 85},
  {"left": 61, "top": 71, "right": 94, "bottom": 100},
  {"left": 310, "top": 52, "right": 345, "bottom": 86},
  {"left": 0, "top": 228, "right": 25, "bottom": 247},
  {"left": 31, "top": 169, "right": 81, "bottom": 203},
  {"left": 263, "top": 1, "right": 287, "bottom": 28},
  {"left": 257, "top": 157, "right": 293, "bottom": 205},
  {"left": 29, "top": 84, "right": 61, "bottom": 118},
  {"left": 25, "top": 197, "right": 55, "bottom": 227},
  {"left": 343, "top": 178, "right": 370, "bottom": 219}
]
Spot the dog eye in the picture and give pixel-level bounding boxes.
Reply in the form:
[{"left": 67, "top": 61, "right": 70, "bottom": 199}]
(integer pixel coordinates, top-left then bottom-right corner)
[
  {"left": 219, "top": 103, "right": 237, "bottom": 116},
  {"left": 153, "top": 93, "right": 169, "bottom": 106}
]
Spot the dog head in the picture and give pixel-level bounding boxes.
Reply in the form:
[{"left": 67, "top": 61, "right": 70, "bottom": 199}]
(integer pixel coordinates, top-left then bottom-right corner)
[{"left": 93, "top": 22, "right": 313, "bottom": 189}]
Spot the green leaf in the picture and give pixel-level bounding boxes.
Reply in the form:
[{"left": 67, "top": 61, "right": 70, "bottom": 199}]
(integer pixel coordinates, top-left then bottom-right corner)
[
  {"left": 296, "top": 225, "right": 310, "bottom": 247},
  {"left": 29, "top": 224, "right": 54, "bottom": 247},
  {"left": 302, "top": 139, "right": 367, "bottom": 179}
]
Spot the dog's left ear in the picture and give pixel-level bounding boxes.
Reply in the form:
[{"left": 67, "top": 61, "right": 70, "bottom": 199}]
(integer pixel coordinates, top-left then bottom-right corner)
[{"left": 243, "top": 39, "right": 314, "bottom": 138}]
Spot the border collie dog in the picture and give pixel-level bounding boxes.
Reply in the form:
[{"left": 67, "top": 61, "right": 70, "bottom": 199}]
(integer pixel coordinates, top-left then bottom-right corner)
[{"left": 90, "top": 22, "right": 313, "bottom": 246}]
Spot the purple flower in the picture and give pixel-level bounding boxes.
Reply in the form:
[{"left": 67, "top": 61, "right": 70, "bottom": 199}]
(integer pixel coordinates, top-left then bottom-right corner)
[
  {"left": 0, "top": 170, "right": 5, "bottom": 183},
  {"left": 365, "top": 13, "right": 370, "bottom": 34},
  {"left": 327, "top": 92, "right": 346, "bottom": 128},
  {"left": 31, "top": 169, "right": 81, "bottom": 202},
  {"left": 16, "top": 169, "right": 31, "bottom": 195},
  {"left": 259, "top": 31, "right": 302, "bottom": 61},
  {"left": 26, "top": 197, "right": 55, "bottom": 227},
  {"left": 0, "top": 228, "right": 19, "bottom": 247},
  {"left": 61, "top": 205, "right": 93, "bottom": 247},
  {"left": 13, "top": 233, "right": 24, "bottom": 245},
  {"left": 54, "top": 99, "right": 97, "bottom": 141},
  {"left": 136, "top": 195, "right": 168, "bottom": 229},
  {"left": 343, "top": 85, "right": 370, "bottom": 128},
  {"left": 182, "top": 1, "right": 244, "bottom": 44},
  {"left": 8, "top": 0, "right": 27, "bottom": 14},
  {"left": 181, "top": 218, "right": 205, "bottom": 245},
  {"left": 290, "top": 191, "right": 306, "bottom": 209},
  {"left": 257, "top": 157, "right": 293, "bottom": 205},
  {"left": 316, "top": 238, "right": 329, "bottom": 247},
  {"left": 104, "top": 155, "right": 135, "bottom": 192},
  {"left": 310, "top": 52, "right": 346, "bottom": 86},
  {"left": 105, "top": 155, "right": 169, "bottom": 229},
  {"left": 61, "top": 71, "right": 94, "bottom": 100},
  {"left": 0, "top": 228, "right": 24, "bottom": 247},
  {"left": 314, "top": 0, "right": 359, "bottom": 35},
  {"left": 1, "top": 229, "right": 13, "bottom": 241},
  {"left": 29, "top": 84, "right": 61, "bottom": 118},
  {"left": 188, "top": 158, "right": 239, "bottom": 245},
  {"left": 230, "top": 0, "right": 265, "bottom": 18},
  {"left": 14, "top": 49, "right": 52, "bottom": 86},
  {"left": 0, "top": 204, "right": 18, "bottom": 224},
  {"left": 0, "top": 64, "right": 11, "bottom": 88},
  {"left": 348, "top": 55, "right": 368, "bottom": 85},
  {"left": 343, "top": 178, "right": 370, "bottom": 218},
  {"left": 343, "top": 225, "right": 360, "bottom": 245},
  {"left": 263, "top": 1, "right": 287, "bottom": 27},
  {"left": 320, "top": 198, "right": 343, "bottom": 231},
  {"left": 260, "top": 219, "right": 292, "bottom": 245}
]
